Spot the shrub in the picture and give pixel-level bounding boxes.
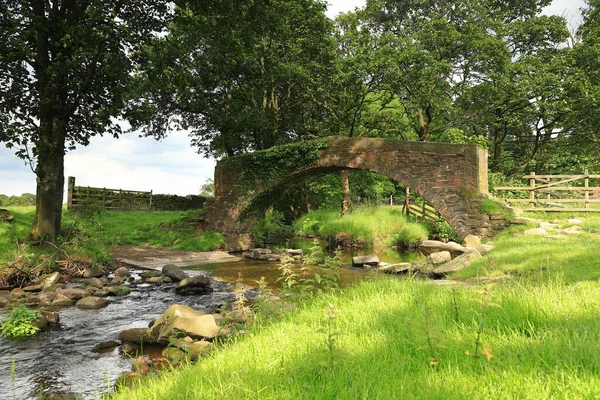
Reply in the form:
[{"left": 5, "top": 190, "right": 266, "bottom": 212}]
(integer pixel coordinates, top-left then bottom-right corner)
[
  {"left": 1, "top": 305, "right": 41, "bottom": 338},
  {"left": 389, "top": 223, "right": 428, "bottom": 248}
]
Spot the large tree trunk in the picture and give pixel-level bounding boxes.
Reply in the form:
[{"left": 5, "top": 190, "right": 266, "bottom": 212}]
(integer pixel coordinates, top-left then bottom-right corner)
[
  {"left": 340, "top": 169, "right": 353, "bottom": 215},
  {"left": 31, "top": 129, "right": 65, "bottom": 244}
]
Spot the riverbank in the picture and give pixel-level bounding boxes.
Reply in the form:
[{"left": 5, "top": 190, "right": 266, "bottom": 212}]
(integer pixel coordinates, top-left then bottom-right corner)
[{"left": 111, "top": 213, "right": 600, "bottom": 399}]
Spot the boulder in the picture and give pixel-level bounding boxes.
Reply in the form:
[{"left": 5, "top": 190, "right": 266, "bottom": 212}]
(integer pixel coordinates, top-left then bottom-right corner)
[
  {"left": 52, "top": 293, "right": 75, "bottom": 307},
  {"left": 0, "top": 209, "right": 14, "bottom": 222},
  {"left": 432, "top": 248, "right": 482, "bottom": 276},
  {"left": 42, "top": 272, "right": 61, "bottom": 291},
  {"left": 427, "top": 251, "right": 452, "bottom": 265},
  {"left": 419, "top": 240, "right": 467, "bottom": 258},
  {"left": 175, "top": 275, "right": 212, "bottom": 295},
  {"left": 114, "top": 266, "right": 130, "bottom": 278},
  {"left": 91, "top": 340, "right": 119, "bottom": 353},
  {"left": 148, "top": 304, "right": 218, "bottom": 343},
  {"left": 147, "top": 276, "right": 165, "bottom": 284},
  {"left": 139, "top": 271, "right": 162, "bottom": 279},
  {"left": 118, "top": 328, "right": 151, "bottom": 344},
  {"left": 34, "top": 310, "right": 60, "bottom": 330},
  {"left": 463, "top": 235, "right": 481, "bottom": 248},
  {"left": 105, "top": 285, "right": 131, "bottom": 296},
  {"left": 83, "top": 266, "right": 105, "bottom": 278},
  {"left": 76, "top": 296, "right": 108, "bottom": 310},
  {"left": 162, "top": 264, "right": 188, "bottom": 282},
  {"left": 352, "top": 255, "right": 380, "bottom": 268},
  {"left": 56, "top": 288, "right": 89, "bottom": 301},
  {"left": 378, "top": 262, "right": 412, "bottom": 274}
]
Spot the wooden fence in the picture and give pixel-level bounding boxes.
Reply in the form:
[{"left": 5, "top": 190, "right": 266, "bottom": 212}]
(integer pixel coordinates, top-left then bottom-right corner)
[
  {"left": 495, "top": 170, "right": 600, "bottom": 212},
  {"left": 67, "top": 176, "right": 153, "bottom": 211}
]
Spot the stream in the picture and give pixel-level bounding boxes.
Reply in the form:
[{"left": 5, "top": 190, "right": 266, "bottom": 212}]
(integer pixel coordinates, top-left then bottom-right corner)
[{"left": 0, "top": 241, "right": 424, "bottom": 400}]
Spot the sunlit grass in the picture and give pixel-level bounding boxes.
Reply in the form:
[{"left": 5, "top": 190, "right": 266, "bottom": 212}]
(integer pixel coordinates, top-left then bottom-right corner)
[{"left": 111, "top": 278, "right": 600, "bottom": 400}]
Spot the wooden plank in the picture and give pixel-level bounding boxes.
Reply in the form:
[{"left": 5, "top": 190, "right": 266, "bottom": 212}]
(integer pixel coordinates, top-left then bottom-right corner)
[
  {"left": 506, "top": 199, "right": 600, "bottom": 203},
  {"left": 523, "top": 174, "right": 600, "bottom": 179},
  {"left": 520, "top": 208, "right": 600, "bottom": 212},
  {"left": 496, "top": 186, "right": 600, "bottom": 192},
  {"left": 534, "top": 176, "right": 588, "bottom": 190}
]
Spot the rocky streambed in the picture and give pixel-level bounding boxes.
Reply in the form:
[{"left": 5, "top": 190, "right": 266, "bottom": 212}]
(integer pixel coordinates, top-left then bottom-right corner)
[{"left": 0, "top": 265, "right": 237, "bottom": 400}]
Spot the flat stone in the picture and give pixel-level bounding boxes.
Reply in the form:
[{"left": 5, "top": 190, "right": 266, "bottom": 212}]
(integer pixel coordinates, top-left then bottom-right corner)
[
  {"left": 560, "top": 226, "right": 581, "bottom": 235},
  {"left": 476, "top": 244, "right": 494, "bottom": 255},
  {"left": 56, "top": 288, "right": 89, "bottom": 301},
  {"left": 92, "top": 340, "right": 119, "bottom": 353},
  {"left": 118, "top": 328, "right": 151, "bottom": 344},
  {"left": 76, "top": 296, "right": 108, "bottom": 310},
  {"left": 0, "top": 297, "right": 8, "bottom": 308},
  {"left": 52, "top": 293, "right": 75, "bottom": 307},
  {"left": 10, "top": 288, "right": 25, "bottom": 298},
  {"left": 378, "top": 263, "right": 412, "bottom": 274},
  {"left": 419, "top": 240, "right": 467, "bottom": 258},
  {"left": 427, "top": 251, "right": 452, "bottom": 265},
  {"left": 83, "top": 277, "right": 104, "bottom": 289},
  {"left": 352, "top": 255, "right": 380, "bottom": 268},
  {"left": 539, "top": 222, "right": 558, "bottom": 230},
  {"left": 523, "top": 228, "right": 548, "bottom": 236},
  {"left": 432, "top": 248, "right": 482, "bottom": 276},
  {"left": 568, "top": 218, "right": 582, "bottom": 224},
  {"left": 147, "top": 305, "right": 217, "bottom": 343},
  {"left": 23, "top": 284, "right": 42, "bottom": 292},
  {"left": 285, "top": 249, "right": 304, "bottom": 257},
  {"left": 511, "top": 217, "right": 537, "bottom": 225},
  {"left": 139, "top": 271, "right": 162, "bottom": 279}
]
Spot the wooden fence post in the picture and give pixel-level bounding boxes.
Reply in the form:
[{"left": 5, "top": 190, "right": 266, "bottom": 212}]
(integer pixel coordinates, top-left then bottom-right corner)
[
  {"left": 585, "top": 169, "right": 590, "bottom": 209},
  {"left": 529, "top": 172, "right": 536, "bottom": 209},
  {"left": 405, "top": 186, "right": 410, "bottom": 216},
  {"left": 67, "top": 177, "right": 75, "bottom": 210},
  {"left": 149, "top": 190, "right": 153, "bottom": 210}
]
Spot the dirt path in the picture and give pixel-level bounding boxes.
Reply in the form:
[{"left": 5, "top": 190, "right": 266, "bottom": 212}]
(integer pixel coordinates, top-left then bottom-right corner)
[{"left": 112, "top": 245, "right": 242, "bottom": 270}]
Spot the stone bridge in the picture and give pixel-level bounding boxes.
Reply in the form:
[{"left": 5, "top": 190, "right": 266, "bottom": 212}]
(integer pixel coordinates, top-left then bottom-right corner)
[{"left": 200, "top": 137, "right": 509, "bottom": 250}]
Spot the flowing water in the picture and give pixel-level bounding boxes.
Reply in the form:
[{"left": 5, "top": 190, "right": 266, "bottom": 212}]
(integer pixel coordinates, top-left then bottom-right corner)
[{"left": 0, "top": 242, "right": 424, "bottom": 399}]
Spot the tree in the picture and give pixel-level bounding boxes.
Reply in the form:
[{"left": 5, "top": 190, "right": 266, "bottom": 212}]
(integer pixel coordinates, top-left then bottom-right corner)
[
  {"left": 129, "top": 0, "right": 335, "bottom": 158},
  {"left": 0, "top": 0, "right": 168, "bottom": 243}
]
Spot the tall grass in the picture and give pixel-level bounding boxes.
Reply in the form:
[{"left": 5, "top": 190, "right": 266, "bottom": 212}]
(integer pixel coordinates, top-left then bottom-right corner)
[
  {"left": 111, "top": 278, "right": 600, "bottom": 400},
  {"left": 294, "top": 206, "right": 427, "bottom": 246}
]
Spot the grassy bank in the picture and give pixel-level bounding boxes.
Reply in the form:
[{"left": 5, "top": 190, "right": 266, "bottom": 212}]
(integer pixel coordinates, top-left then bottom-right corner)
[
  {"left": 112, "top": 276, "right": 600, "bottom": 399},
  {"left": 0, "top": 207, "right": 223, "bottom": 270},
  {"left": 294, "top": 206, "right": 429, "bottom": 247},
  {"left": 454, "top": 214, "right": 600, "bottom": 284}
]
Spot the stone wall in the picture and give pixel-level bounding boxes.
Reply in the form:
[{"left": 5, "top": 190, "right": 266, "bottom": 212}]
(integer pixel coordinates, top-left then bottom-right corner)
[{"left": 200, "top": 137, "right": 508, "bottom": 250}]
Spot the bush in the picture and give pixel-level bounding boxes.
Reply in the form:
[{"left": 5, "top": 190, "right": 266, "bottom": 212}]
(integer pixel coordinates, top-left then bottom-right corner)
[
  {"left": 1, "top": 305, "right": 40, "bottom": 338},
  {"left": 428, "top": 219, "right": 460, "bottom": 242},
  {"left": 252, "top": 211, "right": 294, "bottom": 246},
  {"left": 388, "top": 222, "right": 428, "bottom": 248}
]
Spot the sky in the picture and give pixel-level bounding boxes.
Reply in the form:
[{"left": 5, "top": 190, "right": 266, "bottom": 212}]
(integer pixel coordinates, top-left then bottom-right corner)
[{"left": 0, "top": 0, "right": 587, "bottom": 197}]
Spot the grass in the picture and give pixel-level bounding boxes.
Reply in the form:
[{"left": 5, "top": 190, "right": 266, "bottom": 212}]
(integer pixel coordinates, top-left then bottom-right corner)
[
  {"left": 294, "top": 206, "right": 427, "bottom": 246},
  {"left": 0, "top": 206, "right": 223, "bottom": 270},
  {"left": 111, "top": 277, "right": 600, "bottom": 400},
  {"left": 454, "top": 213, "right": 600, "bottom": 284}
]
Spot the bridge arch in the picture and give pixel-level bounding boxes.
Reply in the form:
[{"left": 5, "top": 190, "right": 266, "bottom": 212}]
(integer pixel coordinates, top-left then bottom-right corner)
[{"left": 200, "top": 137, "right": 509, "bottom": 250}]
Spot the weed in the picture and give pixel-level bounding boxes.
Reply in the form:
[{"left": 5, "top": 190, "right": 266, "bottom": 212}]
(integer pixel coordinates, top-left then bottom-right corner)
[
  {"left": 416, "top": 306, "right": 446, "bottom": 367},
  {"left": 465, "top": 287, "right": 498, "bottom": 361},
  {"left": 252, "top": 277, "right": 284, "bottom": 321},
  {"left": 276, "top": 256, "right": 300, "bottom": 297},
  {"left": 451, "top": 286, "right": 460, "bottom": 322},
  {"left": 318, "top": 303, "right": 343, "bottom": 368},
  {"left": 1, "top": 305, "right": 40, "bottom": 338}
]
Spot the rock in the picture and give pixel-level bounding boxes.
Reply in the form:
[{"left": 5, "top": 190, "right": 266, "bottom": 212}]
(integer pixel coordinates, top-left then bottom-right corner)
[
  {"left": 523, "top": 228, "right": 548, "bottom": 236},
  {"left": 432, "top": 248, "right": 482, "bottom": 276},
  {"left": 0, "top": 209, "right": 14, "bottom": 222},
  {"left": 147, "top": 276, "right": 165, "bottom": 284},
  {"left": 139, "top": 271, "right": 162, "bottom": 279},
  {"left": 511, "top": 217, "right": 537, "bottom": 225},
  {"left": 83, "top": 266, "right": 105, "bottom": 278},
  {"left": 0, "top": 297, "right": 8, "bottom": 308},
  {"left": 10, "top": 288, "right": 26, "bottom": 298},
  {"left": 175, "top": 275, "right": 212, "bottom": 295},
  {"left": 42, "top": 272, "right": 61, "bottom": 291},
  {"left": 419, "top": 240, "right": 467, "bottom": 258},
  {"left": 560, "top": 226, "right": 581, "bottom": 235},
  {"left": 148, "top": 304, "right": 218, "bottom": 343},
  {"left": 114, "top": 266, "right": 130, "bottom": 278},
  {"left": 91, "top": 340, "right": 119, "bottom": 353},
  {"left": 464, "top": 235, "right": 481, "bottom": 248},
  {"left": 162, "top": 264, "right": 188, "bottom": 282},
  {"left": 56, "top": 288, "right": 89, "bottom": 301},
  {"left": 427, "top": 251, "right": 452, "bottom": 265},
  {"left": 105, "top": 285, "right": 131, "bottom": 296},
  {"left": 114, "top": 372, "right": 141, "bottom": 389},
  {"left": 23, "top": 284, "right": 42, "bottom": 292},
  {"left": 120, "top": 343, "right": 141, "bottom": 357},
  {"left": 83, "top": 278, "right": 103, "bottom": 289},
  {"left": 539, "top": 222, "right": 558, "bottom": 230},
  {"left": 35, "top": 310, "right": 60, "bottom": 330},
  {"left": 132, "top": 356, "right": 151, "bottom": 376},
  {"left": 568, "top": 218, "right": 583, "bottom": 224},
  {"left": 110, "top": 276, "right": 126, "bottom": 285},
  {"left": 266, "top": 254, "right": 282, "bottom": 262},
  {"left": 52, "top": 293, "right": 75, "bottom": 307},
  {"left": 76, "top": 296, "right": 108, "bottom": 310},
  {"left": 285, "top": 249, "right": 304, "bottom": 257},
  {"left": 352, "top": 255, "right": 380, "bottom": 268},
  {"left": 378, "top": 262, "right": 412, "bottom": 274},
  {"left": 118, "top": 328, "right": 151, "bottom": 344}
]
